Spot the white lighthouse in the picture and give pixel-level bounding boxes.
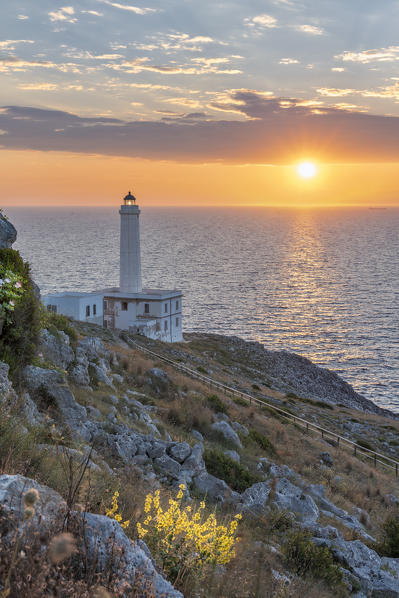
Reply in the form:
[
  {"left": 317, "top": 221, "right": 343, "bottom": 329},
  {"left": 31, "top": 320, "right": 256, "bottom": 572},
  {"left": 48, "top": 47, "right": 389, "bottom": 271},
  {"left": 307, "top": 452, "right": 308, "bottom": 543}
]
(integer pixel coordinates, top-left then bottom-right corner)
[
  {"left": 42, "top": 190, "right": 183, "bottom": 342},
  {"left": 120, "top": 191, "right": 142, "bottom": 293}
]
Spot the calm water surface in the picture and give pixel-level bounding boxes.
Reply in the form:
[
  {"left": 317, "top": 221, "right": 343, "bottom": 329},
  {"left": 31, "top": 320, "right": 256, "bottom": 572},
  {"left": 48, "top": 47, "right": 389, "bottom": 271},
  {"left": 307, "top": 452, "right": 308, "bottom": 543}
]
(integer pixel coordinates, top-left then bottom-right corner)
[{"left": 7, "top": 207, "right": 399, "bottom": 412}]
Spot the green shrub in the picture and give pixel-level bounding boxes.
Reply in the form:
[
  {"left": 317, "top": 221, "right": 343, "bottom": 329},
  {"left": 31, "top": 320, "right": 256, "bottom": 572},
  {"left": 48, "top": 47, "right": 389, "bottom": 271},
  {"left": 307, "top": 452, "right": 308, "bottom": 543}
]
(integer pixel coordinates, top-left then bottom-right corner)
[
  {"left": 356, "top": 438, "right": 375, "bottom": 452},
  {"left": 40, "top": 311, "right": 78, "bottom": 347},
  {"left": 283, "top": 531, "right": 344, "bottom": 589},
  {"left": 233, "top": 397, "right": 248, "bottom": 407},
  {"left": 246, "top": 429, "right": 276, "bottom": 455},
  {"left": 0, "top": 249, "right": 40, "bottom": 382},
  {"left": 206, "top": 394, "right": 228, "bottom": 414},
  {"left": 204, "top": 449, "right": 261, "bottom": 493},
  {"left": 375, "top": 513, "right": 399, "bottom": 558},
  {"left": 251, "top": 383, "right": 260, "bottom": 390},
  {"left": 197, "top": 366, "right": 208, "bottom": 374}
]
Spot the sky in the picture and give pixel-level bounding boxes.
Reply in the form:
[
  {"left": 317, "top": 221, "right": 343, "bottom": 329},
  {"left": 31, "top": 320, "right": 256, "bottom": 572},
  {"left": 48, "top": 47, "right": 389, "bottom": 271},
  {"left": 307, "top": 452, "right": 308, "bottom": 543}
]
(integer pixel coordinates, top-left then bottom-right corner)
[{"left": 1, "top": 0, "right": 399, "bottom": 206}]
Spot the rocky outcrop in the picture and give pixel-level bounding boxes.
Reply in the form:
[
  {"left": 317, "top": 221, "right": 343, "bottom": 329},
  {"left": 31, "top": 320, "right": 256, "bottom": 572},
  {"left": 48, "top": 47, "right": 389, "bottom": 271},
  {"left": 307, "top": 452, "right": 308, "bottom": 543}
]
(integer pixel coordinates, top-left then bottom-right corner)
[
  {"left": 0, "top": 474, "right": 182, "bottom": 598},
  {"left": 39, "top": 329, "right": 75, "bottom": 370},
  {"left": 0, "top": 213, "right": 17, "bottom": 248},
  {"left": 211, "top": 420, "right": 242, "bottom": 449},
  {"left": 185, "top": 333, "right": 393, "bottom": 416},
  {"left": 0, "top": 361, "right": 13, "bottom": 399}
]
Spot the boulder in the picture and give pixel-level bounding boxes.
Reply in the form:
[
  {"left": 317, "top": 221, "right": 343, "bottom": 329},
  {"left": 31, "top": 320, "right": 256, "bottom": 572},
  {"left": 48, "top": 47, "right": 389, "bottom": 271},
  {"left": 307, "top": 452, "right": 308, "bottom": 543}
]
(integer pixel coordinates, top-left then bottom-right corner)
[
  {"left": 210, "top": 421, "right": 242, "bottom": 449},
  {"left": 22, "top": 366, "right": 93, "bottom": 441},
  {"left": 0, "top": 475, "right": 181, "bottom": 597},
  {"left": 240, "top": 481, "right": 271, "bottom": 513},
  {"left": 320, "top": 452, "right": 334, "bottom": 467},
  {"left": 272, "top": 478, "right": 319, "bottom": 524},
  {"left": 193, "top": 471, "right": 239, "bottom": 503},
  {"left": 181, "top": 442, "right": 206, "bottom": 475},
  {"left": 39, "top": 329, "right": 75, "bottom": 370},
  {"left": 0, "top": 213, "right": 17, "bottom": 248},
  {"left": 154, "top": 454, "right": 182, "bottom": 480},
  {"left": 231, "top": 421, "right": 249, "bottom": 436},
  {"left": 78, "top": 337, "right": 111, "bottom": 362},
  {"left": 0, "top": 361, "right": 12, "bottom": 398},
  {"left": 69, "top": 363, "right": 91, "bottom": 386},
  {"left": 88, "top": 362, "right": 114, "bottom": 387},
  {"left": 168, "top": 442, "right": 191, "bottom": 463}
]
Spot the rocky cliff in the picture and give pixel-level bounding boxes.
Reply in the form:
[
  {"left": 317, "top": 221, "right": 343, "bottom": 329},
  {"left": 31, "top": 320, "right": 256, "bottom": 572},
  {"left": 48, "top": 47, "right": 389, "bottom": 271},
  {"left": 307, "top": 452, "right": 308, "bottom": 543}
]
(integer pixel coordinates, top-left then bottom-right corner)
[{"left": 0, "top": 212, "right": 17, "bottom": 249}]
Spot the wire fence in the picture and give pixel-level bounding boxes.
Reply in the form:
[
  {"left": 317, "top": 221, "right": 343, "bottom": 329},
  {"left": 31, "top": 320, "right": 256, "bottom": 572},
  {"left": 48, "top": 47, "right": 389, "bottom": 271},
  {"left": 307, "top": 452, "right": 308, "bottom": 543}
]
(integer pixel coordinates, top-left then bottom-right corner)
[{"left": 123, "top": 334, "right": 399, "bottom": 480}]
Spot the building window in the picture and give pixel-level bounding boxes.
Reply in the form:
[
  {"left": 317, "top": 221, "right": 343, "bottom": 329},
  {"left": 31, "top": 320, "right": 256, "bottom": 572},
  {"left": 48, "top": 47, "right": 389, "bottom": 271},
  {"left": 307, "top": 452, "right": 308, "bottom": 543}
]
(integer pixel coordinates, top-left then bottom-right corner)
[
  {"left": 86, "top": 305, "right": 90, "bottom": 317},
  {"left": 104, "top": 300, "right": 108, "bottom": 310},
  {"left": 121, "top": 301, "right": 128, "bottom": 311},
  {"left": 176, "top": 317, "right": 179, "bottom": 327},
  {"left": 47, "top": 304, "right": 57, "bottom": 313},
  {"left": 164, "top": 320, "right": 168, "bottom": 331},
  {"left": 164, "top": 303, "right": 168, "bottom": 313},
  {"left": 93, "top": 304, "right": 97, "bottom": 316},
  {"left": 144, "top": 303, "right": 150, "bottom": 314},
  {"left": 176, "top": 300, "right": 179, "bottom": 310}
]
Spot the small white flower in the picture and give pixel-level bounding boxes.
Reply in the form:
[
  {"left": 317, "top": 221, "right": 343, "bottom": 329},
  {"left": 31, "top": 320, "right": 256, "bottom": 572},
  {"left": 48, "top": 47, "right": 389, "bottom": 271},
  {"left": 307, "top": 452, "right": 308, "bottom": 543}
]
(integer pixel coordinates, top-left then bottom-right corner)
[
  {"left": 4, "top": 278, "right": 11, "bottom": 283},
  {"left": 15, "top": 281, "right": 22, "bottom": 288},
  {"left": 9, "top": 300, "right": 15, "bottom": 306}
]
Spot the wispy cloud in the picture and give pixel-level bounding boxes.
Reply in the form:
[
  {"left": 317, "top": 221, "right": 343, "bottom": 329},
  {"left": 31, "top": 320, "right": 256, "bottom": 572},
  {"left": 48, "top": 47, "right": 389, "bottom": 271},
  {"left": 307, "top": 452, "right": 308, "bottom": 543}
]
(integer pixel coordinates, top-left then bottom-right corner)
[
  {"left": 17, "top": 15, "right": 29, "bottom": 20},
  {"left": 48, "top": 7, "right": 77, "bottom": 23},
  {"left": 337, "top": 46, "right": 399, "bottom": 63},
  {"left": 279, "top": 58, "right": 300, "bottom": 64},
  {"left": 317, "top": 88, "right": 355, "bottom": 96},
  {"left": 106, "top": 56, "right": 242, "bottom": 75},
  {"left": 244, "top": 14, "right": 278, "bottom": 29},
  {"left": 296, "top": 24, "right": 324, "bottom": 35},
  {"left": 81, "top": 10, "right": 104, "bottom": 16},
  {"left": 0, "top": 40, "right": 34, "bottom": 50},
  {"left": 97, "top": 0, "right": 156, "bottom": 15},
  {"left": 18, "top": 83, "right": 58, "bottom": 91}
]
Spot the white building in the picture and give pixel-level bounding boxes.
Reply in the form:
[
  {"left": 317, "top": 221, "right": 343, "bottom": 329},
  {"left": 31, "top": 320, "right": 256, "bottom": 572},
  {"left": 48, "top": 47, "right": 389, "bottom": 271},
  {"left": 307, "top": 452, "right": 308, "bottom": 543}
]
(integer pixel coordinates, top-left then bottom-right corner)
[{"left": 43, "top": 191, "right": 183, "bottom": 342}]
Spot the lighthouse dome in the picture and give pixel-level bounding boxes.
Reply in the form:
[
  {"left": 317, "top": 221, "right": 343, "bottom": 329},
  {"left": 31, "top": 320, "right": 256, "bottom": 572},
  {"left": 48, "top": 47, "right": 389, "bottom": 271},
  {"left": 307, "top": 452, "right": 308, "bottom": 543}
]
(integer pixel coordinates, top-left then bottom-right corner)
[{"left": 123, "top": 190, "right": 136, "bottom": 205}]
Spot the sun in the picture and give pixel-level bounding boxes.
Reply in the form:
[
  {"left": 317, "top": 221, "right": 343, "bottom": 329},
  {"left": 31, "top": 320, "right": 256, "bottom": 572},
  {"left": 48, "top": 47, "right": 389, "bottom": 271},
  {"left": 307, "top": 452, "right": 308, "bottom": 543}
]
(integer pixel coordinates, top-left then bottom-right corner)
[{"left": 297, "top": 162, "right": 317, "bottom": 179}]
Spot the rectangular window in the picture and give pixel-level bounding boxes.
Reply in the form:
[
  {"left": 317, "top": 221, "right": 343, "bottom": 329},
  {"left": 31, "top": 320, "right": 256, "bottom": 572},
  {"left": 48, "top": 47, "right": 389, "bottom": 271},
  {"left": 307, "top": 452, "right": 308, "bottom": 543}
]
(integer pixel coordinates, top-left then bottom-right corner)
[
  {"left": 52, "top": 305, "right": 57, "bottom": 313},
  {"left": 86, "top": 305, "right": 90, "bottom": 317},
  {"left": 144, "top": 303, "right": 150, "bottom": 314},
  {"left": 164, "top": 303, "right": 168, "bottom": 313},
  {"left": 164, "top": 320, "right": 168, "bottom": 331},
  {"left": 121, "top": 301, "right": 128, "bottom": 311},
  {"left": 104, "top": 300, "right": 108, "bottom": 310},
  {"left": 176, "top": 300, "right": 179, "bottom": 310},
  {"left": 93, "top": 304, "right": 97, "bottom": 316},
  {"left": 176, "top": 317, "right": 179, "bottom": 327},
  {"left": 47, "top": 304, "right": 52, "bottom": 312}
]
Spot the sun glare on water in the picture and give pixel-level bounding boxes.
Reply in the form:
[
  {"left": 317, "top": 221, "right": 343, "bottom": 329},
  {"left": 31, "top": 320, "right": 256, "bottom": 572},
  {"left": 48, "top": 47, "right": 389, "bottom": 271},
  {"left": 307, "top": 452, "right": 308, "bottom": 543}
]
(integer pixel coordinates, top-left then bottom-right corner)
[{"left": 297, "top": 162, "right": 317, "bottom": 179}]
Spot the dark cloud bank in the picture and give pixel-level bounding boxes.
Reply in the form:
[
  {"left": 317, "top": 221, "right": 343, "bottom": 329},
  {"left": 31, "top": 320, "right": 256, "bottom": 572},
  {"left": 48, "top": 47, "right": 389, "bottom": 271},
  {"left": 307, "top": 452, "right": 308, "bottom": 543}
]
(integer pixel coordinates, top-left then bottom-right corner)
[{"left": 1, "top": 92, "right": 399, "bottom": 163}]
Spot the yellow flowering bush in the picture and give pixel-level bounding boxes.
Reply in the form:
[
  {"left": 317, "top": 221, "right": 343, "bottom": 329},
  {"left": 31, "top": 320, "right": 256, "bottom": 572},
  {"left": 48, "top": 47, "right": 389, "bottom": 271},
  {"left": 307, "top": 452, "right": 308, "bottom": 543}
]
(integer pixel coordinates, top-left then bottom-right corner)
[
  {"left": 137, "top": 484, "right": 242, "bottom": 583},
  {"left": 105, "top": 491, "right": 130, "bottom": 530}
]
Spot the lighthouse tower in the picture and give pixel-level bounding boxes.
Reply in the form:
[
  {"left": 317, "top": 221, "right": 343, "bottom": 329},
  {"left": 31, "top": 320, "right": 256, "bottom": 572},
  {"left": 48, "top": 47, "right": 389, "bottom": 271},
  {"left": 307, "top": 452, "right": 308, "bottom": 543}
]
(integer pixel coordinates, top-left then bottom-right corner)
[{"left": 119, "top": 191, "right": 142, "bottom": 293}]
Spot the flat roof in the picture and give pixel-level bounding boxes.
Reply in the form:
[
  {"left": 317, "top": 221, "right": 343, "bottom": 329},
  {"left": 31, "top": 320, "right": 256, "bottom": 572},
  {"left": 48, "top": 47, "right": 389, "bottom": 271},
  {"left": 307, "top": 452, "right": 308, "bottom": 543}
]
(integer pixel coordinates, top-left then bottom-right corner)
[{"left": 43, "top": 287, "right": 182, "bottom": 300}]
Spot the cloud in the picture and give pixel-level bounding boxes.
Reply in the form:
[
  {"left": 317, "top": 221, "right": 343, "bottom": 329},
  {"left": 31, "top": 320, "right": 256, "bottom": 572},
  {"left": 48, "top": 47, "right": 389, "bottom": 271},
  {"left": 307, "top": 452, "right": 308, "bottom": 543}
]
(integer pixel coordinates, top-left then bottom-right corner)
[
  {"left": 296, "top": 24, "right": 324, "bottom": 35},
  {"left": 245, "top": 14, "right": 278, "bottom": 28},
  {"left": 106, "top": 57, "right": 242, "bottom": 75},
  {"left": 2, "top": 93, "right": 399, "bottom": 164},
  {"left": 17, "top": 15, "right": 29, "bottom": 20},
  {"left": 337, "top": 46, "right": 399, "bottom": 63},
  {"left": 97, "top": 0, "right": 156, "bottom": 15},
  {"left": 48, "top": 7, "right": 77, "bottom": 23},
  {"left": 317, "top": 88, "right": 355, "bottom": 97},
  {"left": 81, "top": 10, "right": 104, "bottom": 16},
  {"left": 0, "top": 129, "right": 7, "bottom": 135},
  {"left": 18, "top": 83, "right": 58, "bottom": 90},
  {"left": 0, "top": 56, "right": 80, "bottom": 73},
  {"left": 331, "top": 67, "right": 345, "bottom": 72},
  {"left": 279, "top": 58, "right": 300, "bottom": 64},
  {"left": 131, "top": 32, "right": 225, "bottom": 53},
  {"left": 0, "top": 40, "right": 34, "bottom": 50}
]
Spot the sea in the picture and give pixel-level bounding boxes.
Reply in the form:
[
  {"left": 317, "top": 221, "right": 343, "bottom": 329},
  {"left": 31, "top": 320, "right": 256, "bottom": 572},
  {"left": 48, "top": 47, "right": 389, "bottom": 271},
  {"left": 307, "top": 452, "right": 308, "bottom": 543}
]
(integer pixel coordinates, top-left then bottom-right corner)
[{"left": 6, "top": 206, "right": 399, "bottom": 413}]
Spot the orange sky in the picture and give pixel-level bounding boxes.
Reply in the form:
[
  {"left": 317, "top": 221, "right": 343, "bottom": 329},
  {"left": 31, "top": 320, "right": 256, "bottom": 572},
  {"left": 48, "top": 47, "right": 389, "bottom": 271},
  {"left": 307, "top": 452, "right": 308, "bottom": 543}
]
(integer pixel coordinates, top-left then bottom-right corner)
[{"left": 1, "top": 149, "right": 398, "bottom": 207}]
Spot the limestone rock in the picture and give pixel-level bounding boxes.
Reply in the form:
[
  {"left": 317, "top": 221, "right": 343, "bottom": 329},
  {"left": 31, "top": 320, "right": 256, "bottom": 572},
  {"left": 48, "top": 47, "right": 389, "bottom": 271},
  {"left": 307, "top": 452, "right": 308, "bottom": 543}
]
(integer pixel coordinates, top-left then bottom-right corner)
[
  {"left": 146, "top": 368, "right": 173, "bottom": 396},
  {"left": 89, "top": 362, "right": 114, "bottom": 387},
  {"left": 168, "top": 442, "right": 191, "bottom": 463},
  {"left": 320, "top": 451, "right": 334, "bottom": 467},
  {"left": 240, "top": 481, "right": 271, "bottom": 512},
  {"left": 273, "top": 478, "right": 319, "bottom": 524},
  {"left": 224, "top": 449, "right": 240, "bottom": 463},
  {"left": 69, "top": 363, "right": 91, "bottom": 386},
  {"left": 193, "top": 471, "right": 240, "bottom": 503},
  {"left": 210, "top": 420, "right": 242, "bottom": 449},
  {"left": 39, "top": 329, "right": 75, "bottom": 370},
  {"left": 181, "top": 442, "right": 206, "bottom": 475},
  {"left": 154, "top": 454, "right": 182, "bottom": 480},
  {"left": 0, "top": 361, "right": 12, "bottom": 398},
  {"left": 0, "top": 475, "right": 181, "bottom": 597},
  {"left": 78, "top": 337, "right": 111, "bottom": 362},
  {"left": 23, "top": 365, "right": 93, "bottom": 441},
  {"left": 0, "top": 213, "right": 17, "bottom": 248},
  {"left": 231, "top": 421, "right": 249, "bottom": 436}
]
